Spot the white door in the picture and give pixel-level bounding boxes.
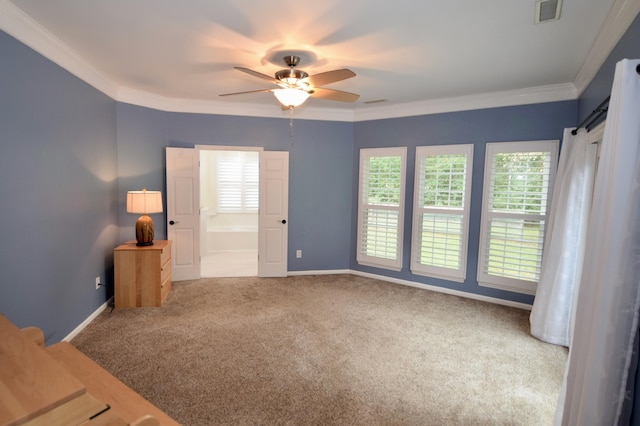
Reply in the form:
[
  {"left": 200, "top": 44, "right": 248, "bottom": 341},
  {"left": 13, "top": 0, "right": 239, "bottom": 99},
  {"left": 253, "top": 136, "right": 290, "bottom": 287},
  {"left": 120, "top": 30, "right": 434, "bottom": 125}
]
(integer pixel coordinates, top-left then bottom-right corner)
[
  {"left": 166, "top": 147, "right": 200, "bottom": 281},
  {"left": 258, "top": 151, "right": 289, "bottom": 277}
]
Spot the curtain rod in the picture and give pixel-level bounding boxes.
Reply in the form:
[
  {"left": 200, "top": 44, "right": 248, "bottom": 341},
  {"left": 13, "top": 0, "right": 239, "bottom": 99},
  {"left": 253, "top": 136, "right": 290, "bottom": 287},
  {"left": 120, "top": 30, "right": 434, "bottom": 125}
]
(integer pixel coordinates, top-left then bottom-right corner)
[
  {"left": 571, "top": 96, "right": 610, "bottom": 135},
  {"left": 571, "top": 64, "right": 640, "bottom": 135}
]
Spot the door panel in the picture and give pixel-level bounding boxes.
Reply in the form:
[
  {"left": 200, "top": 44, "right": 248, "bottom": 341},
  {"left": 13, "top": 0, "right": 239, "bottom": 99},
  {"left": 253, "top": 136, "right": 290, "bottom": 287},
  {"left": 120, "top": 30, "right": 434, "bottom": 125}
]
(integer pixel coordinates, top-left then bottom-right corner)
[
  {"left": 166, "top": 147, "right": 200, "bottom": 281},
  {"left": 258, "top": 151, "right": 289, "bottom": 277}
]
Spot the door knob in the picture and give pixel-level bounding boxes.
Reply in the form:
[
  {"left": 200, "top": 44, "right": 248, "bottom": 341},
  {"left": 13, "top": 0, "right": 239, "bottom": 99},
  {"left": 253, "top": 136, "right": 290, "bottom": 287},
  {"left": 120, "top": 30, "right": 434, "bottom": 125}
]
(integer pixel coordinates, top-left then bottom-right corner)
[
  {"left": 281, "top": 219, "right": 287, "bottom": 224},
  {"left": 169, "top": 220, "right": 178, "bottom": 225}
]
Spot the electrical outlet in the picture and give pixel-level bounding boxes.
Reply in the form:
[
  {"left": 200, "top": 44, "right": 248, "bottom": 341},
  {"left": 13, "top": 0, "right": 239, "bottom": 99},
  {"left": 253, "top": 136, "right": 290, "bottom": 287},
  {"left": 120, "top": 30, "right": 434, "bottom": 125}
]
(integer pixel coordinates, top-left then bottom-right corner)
[
  {"left": 95, "top": 276, "right": 101, "bottom": 290},
  {"left": 296, "top": 250, "right": 302, "bottom": 258}
]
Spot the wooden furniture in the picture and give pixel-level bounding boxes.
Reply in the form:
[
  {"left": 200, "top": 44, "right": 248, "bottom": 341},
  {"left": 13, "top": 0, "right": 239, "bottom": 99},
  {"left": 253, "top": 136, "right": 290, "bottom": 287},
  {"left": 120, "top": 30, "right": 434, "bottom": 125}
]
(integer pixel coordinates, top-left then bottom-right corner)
[
  {"left": 0, "top": 315, "right": 87, "bottom": 426},
  {"left": 45, "top": 343, "right": 178, "bottom": 425},
  {"left": 114, "top": 240, "right": 172, "bottom": 308},
  {"left": 0, "top": 314, "right": 178, "bottom": 426}
]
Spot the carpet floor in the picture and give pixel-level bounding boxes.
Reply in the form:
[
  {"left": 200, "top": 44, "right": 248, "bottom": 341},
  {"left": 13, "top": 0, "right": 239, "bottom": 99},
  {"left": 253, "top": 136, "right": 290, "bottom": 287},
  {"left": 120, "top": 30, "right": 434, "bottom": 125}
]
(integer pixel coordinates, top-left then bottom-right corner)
[{"left": 71, "top": 274, "right": 568, "bottom": 425}]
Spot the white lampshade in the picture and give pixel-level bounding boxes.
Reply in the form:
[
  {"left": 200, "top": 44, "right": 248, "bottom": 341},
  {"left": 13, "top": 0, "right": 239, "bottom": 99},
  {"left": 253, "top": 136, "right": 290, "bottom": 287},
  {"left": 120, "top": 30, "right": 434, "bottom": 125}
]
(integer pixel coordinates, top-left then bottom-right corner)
[
  {"left": 273, "top": 88, "right": 310, "bottom": 108},
  {"left": 126, "top": 189, "right": 163, "bottom": 214}
]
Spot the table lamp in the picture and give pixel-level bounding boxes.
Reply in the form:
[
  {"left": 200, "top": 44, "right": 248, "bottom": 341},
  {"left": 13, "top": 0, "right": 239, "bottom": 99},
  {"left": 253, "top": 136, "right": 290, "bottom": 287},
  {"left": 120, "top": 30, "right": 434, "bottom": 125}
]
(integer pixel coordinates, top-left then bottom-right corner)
[{"left": 127, "top": 188, "right": 163, "bottom": 246}]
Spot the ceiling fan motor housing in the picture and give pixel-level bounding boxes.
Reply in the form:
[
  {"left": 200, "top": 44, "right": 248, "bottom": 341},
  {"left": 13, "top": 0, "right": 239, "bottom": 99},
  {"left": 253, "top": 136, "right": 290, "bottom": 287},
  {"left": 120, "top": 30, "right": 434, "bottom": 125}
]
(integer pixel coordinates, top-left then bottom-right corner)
[
  {"left": 275, "top": 68, "right": 308, "bottom": 81},
  {"left": 275, "top": 56, "right": 308, "bottom": 86}
]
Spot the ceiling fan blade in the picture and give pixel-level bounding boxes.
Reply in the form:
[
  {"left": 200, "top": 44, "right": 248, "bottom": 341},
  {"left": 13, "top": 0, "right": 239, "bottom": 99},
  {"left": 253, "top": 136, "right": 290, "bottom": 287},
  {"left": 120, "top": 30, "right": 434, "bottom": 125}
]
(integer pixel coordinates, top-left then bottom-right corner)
[
  {"left": 310, "top": 87, "right": 360, "bottom": 102},
  {"left": 219, "top": 88, "right": 274, "bottom": 97},
  {"left": 234, "top": 67, "right": 278, "bottom": 84},
  {"left": 307, "top": 69, "right": 356, "bottom": 87}
]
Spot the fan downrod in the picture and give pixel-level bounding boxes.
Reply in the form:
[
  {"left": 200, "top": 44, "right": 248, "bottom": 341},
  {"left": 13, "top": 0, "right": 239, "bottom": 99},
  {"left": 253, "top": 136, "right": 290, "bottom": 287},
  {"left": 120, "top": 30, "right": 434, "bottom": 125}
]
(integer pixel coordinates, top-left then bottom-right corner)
[
  {"left": 283, "top": 55, "right": 300, "bottom": 67},
  {"left": 275, "top": 56, "right": 308, "bottom": 81}
]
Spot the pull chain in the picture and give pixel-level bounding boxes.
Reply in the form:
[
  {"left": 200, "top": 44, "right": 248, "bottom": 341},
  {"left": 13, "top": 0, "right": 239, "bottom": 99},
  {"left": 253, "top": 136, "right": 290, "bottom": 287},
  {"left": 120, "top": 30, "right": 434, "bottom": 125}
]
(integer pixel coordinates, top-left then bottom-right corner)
[{"left": 289, "top": 106, "right": 295, "bottom": 138}]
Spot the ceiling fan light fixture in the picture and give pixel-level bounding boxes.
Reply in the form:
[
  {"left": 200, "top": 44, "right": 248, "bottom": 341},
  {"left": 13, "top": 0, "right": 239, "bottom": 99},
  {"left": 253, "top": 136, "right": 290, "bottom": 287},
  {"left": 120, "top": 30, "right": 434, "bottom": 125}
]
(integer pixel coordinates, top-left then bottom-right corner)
[{"left": 274, "top": 88, "right": 310, "bottom": 107}]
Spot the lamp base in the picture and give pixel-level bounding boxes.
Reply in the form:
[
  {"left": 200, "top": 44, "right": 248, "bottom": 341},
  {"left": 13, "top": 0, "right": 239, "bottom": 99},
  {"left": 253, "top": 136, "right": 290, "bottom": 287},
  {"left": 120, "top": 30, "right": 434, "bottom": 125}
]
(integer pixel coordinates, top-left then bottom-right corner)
[{"left": 135, "top": 214, "right": 155, "bottom": 246}]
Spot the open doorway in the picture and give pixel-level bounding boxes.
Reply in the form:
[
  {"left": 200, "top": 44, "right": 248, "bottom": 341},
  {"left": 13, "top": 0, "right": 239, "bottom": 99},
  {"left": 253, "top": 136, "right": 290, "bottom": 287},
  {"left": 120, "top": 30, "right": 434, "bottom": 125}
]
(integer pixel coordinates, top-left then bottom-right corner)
[{"left": 199, "top": 147, "right": 260, "bottom": 277}]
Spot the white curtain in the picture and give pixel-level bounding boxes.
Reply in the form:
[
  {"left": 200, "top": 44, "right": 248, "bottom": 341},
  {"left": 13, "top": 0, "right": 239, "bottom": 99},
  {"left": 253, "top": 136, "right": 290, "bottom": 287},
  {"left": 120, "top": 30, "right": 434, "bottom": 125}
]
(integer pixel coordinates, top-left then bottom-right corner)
[
  {"left": 556, "top": 58, "right": 640, "bottom": 425},
  {"left": 530, "top": 128, "right": 596, "bottom": 346}
]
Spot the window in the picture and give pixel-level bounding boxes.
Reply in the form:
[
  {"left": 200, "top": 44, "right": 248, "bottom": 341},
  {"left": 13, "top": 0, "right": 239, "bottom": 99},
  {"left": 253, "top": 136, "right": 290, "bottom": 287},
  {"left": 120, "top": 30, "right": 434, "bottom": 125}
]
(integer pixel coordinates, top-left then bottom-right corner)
[
  {"left": 411, "top": 144, "right": 473, "bottom": 282},
  {"left": 477, "top": 141, "right": 558, "bottom": 294},
  {"left": 357, "top": 147, "right": 407, "bottom": 271},
  {"left": 216, "top": 151, "right": 259, "bottom": 213}
]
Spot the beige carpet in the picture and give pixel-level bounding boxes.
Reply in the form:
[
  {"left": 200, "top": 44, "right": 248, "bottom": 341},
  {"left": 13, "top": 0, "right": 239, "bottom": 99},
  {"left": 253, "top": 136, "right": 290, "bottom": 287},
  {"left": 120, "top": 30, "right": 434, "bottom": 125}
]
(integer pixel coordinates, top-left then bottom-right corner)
[{"left": 71, "top": 274, "right": 567, "bottom": 425}]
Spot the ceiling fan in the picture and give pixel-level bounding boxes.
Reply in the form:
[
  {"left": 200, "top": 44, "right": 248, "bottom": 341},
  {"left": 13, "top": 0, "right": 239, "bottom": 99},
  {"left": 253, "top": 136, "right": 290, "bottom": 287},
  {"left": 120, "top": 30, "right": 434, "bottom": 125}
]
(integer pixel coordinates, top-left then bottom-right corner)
[{"left": 220, "top": 55, "right": 359, "bottom": 108}]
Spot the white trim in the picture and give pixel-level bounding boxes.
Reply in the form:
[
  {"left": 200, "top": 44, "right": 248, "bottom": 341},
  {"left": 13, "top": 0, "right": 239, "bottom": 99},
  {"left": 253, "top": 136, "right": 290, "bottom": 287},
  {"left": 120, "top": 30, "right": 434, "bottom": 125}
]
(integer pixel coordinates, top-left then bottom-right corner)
[
  {"left": 476, "top": 140, "right": 560, "bottom": 295},
  {"left": 195, "top": 145, "right": 264, "bottom": 152},
  {"left": 411, "top": 144, "right": 474, "bottom": 282},
  {"left": 478, "top": 280, "right": 537, "bottom": 296},
  {"left": 117, "top": 88, "right": 357, "bottom": 122},
  {"left": 573, "top": 0, "right": 640, "bottom": 96},
  {"left": 288, "top": 269, "right": 532, "bottom": 309},
  {"left": 353, "top": 83, "right": 577, "bottom": 122},
  {"left": 2, "top": 0, "right": 638, "bottom": 121},
  {"left": 0, "top": 0, "right": 118, "bottom": 99},
  {"left": 349, "top": 270, "right": 533, "bottom": 311},
  {"left": 62, "top": 297, "right": 112, "bottom": 342},
  {"left": 64, "top": 270, "right": 531, "bottom": 343},
  {"left": 356, "top": 147, "right": 407, "bottom": 271},
  {"left": 287, "top": 269, "right": 351, "bottom": 276}
]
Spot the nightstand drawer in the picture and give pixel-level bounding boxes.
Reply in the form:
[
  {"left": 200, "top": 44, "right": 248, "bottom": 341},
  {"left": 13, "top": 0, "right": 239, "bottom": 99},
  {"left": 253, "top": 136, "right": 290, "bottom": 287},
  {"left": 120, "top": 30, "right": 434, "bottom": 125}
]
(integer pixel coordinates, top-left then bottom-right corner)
[
  {"left": 161, "top": 258, "right": 171, "bottom": 285},
  {"left": 160, "top": 243, "right": 171, "bottom": 268},
  {"left": 161, "top": 274, "right": 172, "bottom": 303},
  {"left": 114, "top": 240, "right": 172, "bottom": 308}
]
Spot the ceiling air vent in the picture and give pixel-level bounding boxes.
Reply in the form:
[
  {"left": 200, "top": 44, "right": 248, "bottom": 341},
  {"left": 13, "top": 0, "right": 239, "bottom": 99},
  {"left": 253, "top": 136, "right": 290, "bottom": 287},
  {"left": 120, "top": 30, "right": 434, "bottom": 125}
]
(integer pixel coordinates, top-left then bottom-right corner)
[{"left": 535, "top": 0, "right": 562, "bottom": 23}]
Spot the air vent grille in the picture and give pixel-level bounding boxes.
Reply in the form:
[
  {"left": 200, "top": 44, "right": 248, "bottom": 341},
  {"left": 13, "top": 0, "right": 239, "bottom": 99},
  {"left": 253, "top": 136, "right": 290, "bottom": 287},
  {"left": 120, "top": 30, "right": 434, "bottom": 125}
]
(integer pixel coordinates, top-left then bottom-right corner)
[{"left": 535, "top": 0, "right": 562, "bottom": 23}]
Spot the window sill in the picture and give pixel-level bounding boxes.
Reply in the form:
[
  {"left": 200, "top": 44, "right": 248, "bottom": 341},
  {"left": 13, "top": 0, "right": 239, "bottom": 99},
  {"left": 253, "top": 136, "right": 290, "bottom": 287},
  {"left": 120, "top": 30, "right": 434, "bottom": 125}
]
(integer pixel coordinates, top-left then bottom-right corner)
[{"left": 478, "top": 279, "right": 537, "bottom": 296}]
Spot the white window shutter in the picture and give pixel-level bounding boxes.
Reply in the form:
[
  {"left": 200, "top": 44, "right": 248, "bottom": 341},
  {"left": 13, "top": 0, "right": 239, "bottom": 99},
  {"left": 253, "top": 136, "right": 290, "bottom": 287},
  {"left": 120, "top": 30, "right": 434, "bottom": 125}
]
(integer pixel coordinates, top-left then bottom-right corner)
[
  {"left": 477, "top": 140, "right": 558, "bottom": 294},
  {"left": 216, "top": 152, "right": 259, "bottom": 213},
  {"left": 411, "top": 144, "right": 473, "bottom": 282},
  {"left": 357, "top": 147, "right": 407, "bottom": 271}
]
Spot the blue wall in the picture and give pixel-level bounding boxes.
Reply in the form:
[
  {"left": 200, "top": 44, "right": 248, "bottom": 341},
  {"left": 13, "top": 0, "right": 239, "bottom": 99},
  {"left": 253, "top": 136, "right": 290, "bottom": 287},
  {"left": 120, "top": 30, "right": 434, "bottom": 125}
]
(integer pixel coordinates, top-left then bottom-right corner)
[
  {"left": 0, "top": 31, "right": 118, "bottom": 343},
  {"left": 579, "top": 12, "right": 640, "bottom": 122},
  {"left": 165, "top": 113, "right": 354, "bottom": 271},
  {"left": 352, "top": 102, "right": 578, "bottom": 304},
  {"left": 116, "top": 103, "right": 168, "bottom": 243},
  {"left": 112, "top": 108, "right": 354, "bottom": 271},
  {"left": 2, "top": 8, "right": 639, "bottom": 341}
]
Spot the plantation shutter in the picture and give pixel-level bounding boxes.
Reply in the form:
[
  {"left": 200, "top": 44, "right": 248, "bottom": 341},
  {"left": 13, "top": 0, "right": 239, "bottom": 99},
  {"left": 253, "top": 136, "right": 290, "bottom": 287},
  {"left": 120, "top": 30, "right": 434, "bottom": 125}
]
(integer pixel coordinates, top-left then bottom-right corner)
[
  {"left": 477, "top": 141, "right": 558, "bottom": 295},
  {"left": 216, "top": 152, "right": 259, "bottom": 213},
  {"left": 411, "top": 145, "right": 473, "bottom": 281},
  {"left": 357, "top": 147, "right": 407, "bottom": 271}
]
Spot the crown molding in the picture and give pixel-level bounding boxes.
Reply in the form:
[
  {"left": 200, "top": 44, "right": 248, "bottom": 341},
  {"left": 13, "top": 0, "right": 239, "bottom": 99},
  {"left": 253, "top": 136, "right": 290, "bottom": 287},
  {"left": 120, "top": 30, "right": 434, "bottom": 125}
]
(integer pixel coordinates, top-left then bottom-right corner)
[
  {"left": 119, "top": 83, "right": 575, "bottom": 123},
  {"left": 573, "top": 0, "right": 640, "bottom": 96},
  {"left": 353, "top": 83, "right": 577, "bottom": 122},
  {"left": 117, "top": 87, "right": 356, "bottom": 122},
  {"left": 2, "top": 0, "right": 635, "bottom": 122},
  {"left": 0, "top": 0, "right": 118, "bottom": 98}
]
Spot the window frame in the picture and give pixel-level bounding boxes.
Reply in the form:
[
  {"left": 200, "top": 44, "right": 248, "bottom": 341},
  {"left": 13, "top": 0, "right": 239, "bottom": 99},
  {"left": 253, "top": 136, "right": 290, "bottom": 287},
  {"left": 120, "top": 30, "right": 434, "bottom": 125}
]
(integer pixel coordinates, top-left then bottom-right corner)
[
  {"left": 410, "top": 144, "right": 474, "bottom": 282},
  {"left": 476, "top": 140, "right": 559, "bottom": 294},
  {"left": 356, "top": 147, "right": 407, "bottom": 271}
]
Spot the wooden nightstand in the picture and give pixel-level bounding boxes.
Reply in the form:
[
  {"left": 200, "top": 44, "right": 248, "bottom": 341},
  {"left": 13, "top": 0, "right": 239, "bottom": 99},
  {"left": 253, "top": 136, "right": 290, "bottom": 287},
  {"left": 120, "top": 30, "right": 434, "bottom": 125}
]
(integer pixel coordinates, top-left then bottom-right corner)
[{"left": 114, "top": 240, "right": 172, "bottom": 308}]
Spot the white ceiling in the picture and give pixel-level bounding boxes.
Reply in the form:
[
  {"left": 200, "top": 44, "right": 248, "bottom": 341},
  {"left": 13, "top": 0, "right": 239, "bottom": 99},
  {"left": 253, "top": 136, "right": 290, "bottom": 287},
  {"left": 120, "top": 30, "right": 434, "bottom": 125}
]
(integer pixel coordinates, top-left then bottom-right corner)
[{"left": 1, "top": 0, "right": 632, "bottom": 120}]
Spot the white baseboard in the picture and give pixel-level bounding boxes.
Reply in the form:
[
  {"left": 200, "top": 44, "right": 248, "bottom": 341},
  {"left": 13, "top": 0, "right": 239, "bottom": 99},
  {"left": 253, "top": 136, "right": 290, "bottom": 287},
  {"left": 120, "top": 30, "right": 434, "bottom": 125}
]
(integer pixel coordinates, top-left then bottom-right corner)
[
  {"left": 63, "top": 297, "right": 113, "bottom": 342},
  {"left": 351, "top": 270, "right": 532, "bottom": 310},
  {"left": 288, "top": 269, "right": 351, "bottom": 276},
  {"left": 291, "top": 269, "right": 533, "bottom": 311},
  {"left": 66, "top": 270, "right": 531, "bottom": 343}
]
